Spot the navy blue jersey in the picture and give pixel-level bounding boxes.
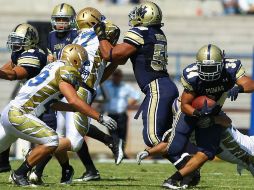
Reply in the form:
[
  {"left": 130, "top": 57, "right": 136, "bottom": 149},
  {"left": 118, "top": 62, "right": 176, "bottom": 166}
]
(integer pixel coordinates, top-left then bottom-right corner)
[
  {"left": 181, "top": 58, "right": 246, "bottom": 107},
  {"left": 11, "top": 48, "right": 47, "bottom": 79},
  {"left": 47, "top": 29, "right": 78, "bottom": 59},
  {"left": 123, "top": 26, "right": 169, "bottom": 91}
]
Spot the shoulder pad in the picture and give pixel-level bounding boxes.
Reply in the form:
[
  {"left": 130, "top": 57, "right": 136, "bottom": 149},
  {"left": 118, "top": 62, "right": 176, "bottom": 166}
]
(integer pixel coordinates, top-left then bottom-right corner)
[
  {"left": 58, "top": 66, "right": 82, "bottom": 90},
  {"left": 123, "top": 27, "right": 145, "bottom": 47},
  {"left": 181, "top": 63, "right": 198, "bottom": 91},
  {"left": 17, "top": 49, "right": 40, "bottom": 68},
  {"left": 224, "top": 58, "right": 246, "bottom": 80}
]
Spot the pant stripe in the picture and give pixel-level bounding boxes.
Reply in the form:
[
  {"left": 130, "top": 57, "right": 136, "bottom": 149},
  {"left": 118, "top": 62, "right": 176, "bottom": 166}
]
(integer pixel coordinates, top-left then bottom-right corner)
[
  {"left": 166, "top": 111, "right": 182, "bottom": 151},
  {"left": 148, "top": 80, "right": 160, "bottom": 145}
]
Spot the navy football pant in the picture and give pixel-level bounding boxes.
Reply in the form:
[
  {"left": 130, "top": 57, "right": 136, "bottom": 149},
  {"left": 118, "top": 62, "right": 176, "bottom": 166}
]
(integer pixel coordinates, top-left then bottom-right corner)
[
  {"left": 141, "top": 77, "right": 179, "bottom": 147},
  {"left": 167, "top": 112, "right": 224, "bottom": 160}
]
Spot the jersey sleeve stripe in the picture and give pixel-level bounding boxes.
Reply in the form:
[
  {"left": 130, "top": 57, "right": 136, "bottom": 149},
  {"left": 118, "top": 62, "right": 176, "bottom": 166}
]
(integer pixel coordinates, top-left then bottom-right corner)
[
  {"left": 123, "top": 37, "right": 141, "bottom": 46},
  {"left": 181, "top": 75, "right": 194, "bottom": 91},
  {"left": 17, "top": 58, "right": 40, "bottom": 67},
  {"left": 124, "top": 31, "right": 144, "bottom": 45},
  {"left": 17, "top": 63, "right": 40, "bottom": 68},
  {"left": 236, "top": 65, "right": 246, "bottom": 79},
  {"left": 128, "top": 29, "right": 143, "bottom": 38}
]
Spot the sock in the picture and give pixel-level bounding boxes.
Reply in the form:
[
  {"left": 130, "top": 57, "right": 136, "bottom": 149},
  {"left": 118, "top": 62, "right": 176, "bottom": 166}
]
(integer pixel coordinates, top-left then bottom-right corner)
[
  {"left": 77, "top": 141, "right": 97, "bottom": 172},
  {"left": 60, "top": 160, "right": 70, "bottom": 170},
  {"left": 0, "top": 148, "right": 10, "bottom": 167},
  {"left": 87, "top": 124, "right": 112, "bottom": 145},
  {"left": 171, "top": 171, "right": 183, "bottom": 181},
  {"left": 34, "top": 155, "right": 52, "bottom": 177},
  {"left": 15, "top": 160, "right": 32, "bottom": 176}
]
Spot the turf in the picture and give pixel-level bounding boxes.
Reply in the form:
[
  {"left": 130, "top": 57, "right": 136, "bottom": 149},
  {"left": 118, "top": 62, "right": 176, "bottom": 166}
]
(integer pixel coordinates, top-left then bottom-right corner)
[{"left": 0, "top": 159, "right": 253, "bottom": 189}]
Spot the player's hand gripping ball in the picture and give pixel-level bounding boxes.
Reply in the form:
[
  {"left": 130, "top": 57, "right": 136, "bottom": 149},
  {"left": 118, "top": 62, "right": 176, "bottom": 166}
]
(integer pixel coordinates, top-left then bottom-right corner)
[{"left": 192, "top": 96, "right": 216, "bottom": 128}]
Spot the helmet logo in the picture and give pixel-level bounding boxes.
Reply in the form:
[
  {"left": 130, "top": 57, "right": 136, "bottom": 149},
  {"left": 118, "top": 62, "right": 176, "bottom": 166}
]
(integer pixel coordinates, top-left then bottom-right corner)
[
  {"left": 27, "top": 27, "right": 37, "bottom": 42},
  {"left": 136, "top": 5, "right": 147, "bottom": 19}
]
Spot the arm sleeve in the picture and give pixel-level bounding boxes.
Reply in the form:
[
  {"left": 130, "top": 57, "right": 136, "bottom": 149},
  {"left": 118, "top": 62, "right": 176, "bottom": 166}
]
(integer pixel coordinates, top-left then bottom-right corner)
[
  {"left": 123, "top": 27, "right": 145, "bottom": 48},
  {"left": 181, "top": 75, "right": 194, "bottom": 92},
  {"left": 56, "top": 66, "right": 82, "bottom": 90},
  {"left": 17, "top": 50, "right": 43, "bottom": 78}
]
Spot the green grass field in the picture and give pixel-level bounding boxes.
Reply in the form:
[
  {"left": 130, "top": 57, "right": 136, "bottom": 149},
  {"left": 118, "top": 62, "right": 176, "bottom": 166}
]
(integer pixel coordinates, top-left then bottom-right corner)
[{"left": 0, "top": 159, "right": 253, "bottom": 189}]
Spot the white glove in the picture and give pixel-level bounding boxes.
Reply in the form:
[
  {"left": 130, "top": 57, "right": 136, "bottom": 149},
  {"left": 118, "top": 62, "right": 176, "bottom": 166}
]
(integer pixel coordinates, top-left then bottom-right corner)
[
  {"left": 136, "top": 150, "right": 149, "bottom": 165},
  {"left": 98, "top": 114, "right": 117, "bottom": 130}
]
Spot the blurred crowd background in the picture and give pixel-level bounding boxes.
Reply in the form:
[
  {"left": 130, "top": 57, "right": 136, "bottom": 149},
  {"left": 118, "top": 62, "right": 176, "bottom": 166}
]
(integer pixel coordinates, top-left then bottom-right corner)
[{"left": 0, "top": 0, "right": 254, "bottom": 159}]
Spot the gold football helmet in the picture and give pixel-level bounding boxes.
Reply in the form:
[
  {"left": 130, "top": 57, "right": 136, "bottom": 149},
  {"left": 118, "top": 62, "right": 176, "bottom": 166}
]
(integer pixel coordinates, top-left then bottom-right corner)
[
  {"left": 60, "top": 44, "right": 89, "bottom": 70},
  {"left": 76, "top": 7, "right": 103, "bottom": 29},
  {"left": 6, "top": 23, "right": 39, "bottom": 52},
  {"left": 196, "top": 44, "right": 225, "bottom": 81},
  {"left": 51, "top": 3, "right": 76, "bottom": 32},
  {"left": 128, "top": 1, "right": 163, "bottom": 27},
  {"left": 105, "top": 21, "right": 120, "bottom": 45}
]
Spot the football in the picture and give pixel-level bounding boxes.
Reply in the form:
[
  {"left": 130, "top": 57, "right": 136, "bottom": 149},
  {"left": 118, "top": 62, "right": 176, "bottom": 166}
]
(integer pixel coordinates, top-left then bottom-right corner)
[{"left": 192, "top": 96, "right": 216, "bottom": 110}]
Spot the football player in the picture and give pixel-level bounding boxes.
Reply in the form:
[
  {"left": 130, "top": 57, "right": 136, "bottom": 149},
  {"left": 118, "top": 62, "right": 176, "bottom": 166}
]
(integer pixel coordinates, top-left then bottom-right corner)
[
  {"left": 0, "top": 23, "right": 47, "bottom": 173},
  {"left": 47, "top": 3, "right": 77, "bottom": 62},
  {"left": 93, "top": 0, "right": 180, "bottom": 180},
  {"left": 0, "top": 44, "right": 117, "bottom": 186},
  {"left": 161, "top": 44, "right": 254, "bottom": 189},
  {"left": 54, "top": 7, "right": 123, "bottom": 183},
  {"left": 28, "top": 3, "right": 78, "bottom": 184},
  {"left": 137, "top": 97, "right": 254, "bottom": 187}
]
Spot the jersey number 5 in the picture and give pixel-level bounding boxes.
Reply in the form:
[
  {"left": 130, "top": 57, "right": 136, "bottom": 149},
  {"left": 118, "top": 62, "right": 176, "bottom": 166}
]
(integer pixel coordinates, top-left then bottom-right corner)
[
  {"left": 28, "top": 70, "right": 50, "bottom": 87},
  {"left": 151, "top": 44, "right": 167, "bottom": 71}
]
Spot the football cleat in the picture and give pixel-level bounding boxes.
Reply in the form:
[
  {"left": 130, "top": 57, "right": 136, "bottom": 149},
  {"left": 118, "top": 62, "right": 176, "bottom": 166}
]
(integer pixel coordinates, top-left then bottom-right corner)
[
  {"left": 28, "top": 171, "right": 44, "bottom": 185},
  {"left": 10, "top": 171, "right": 33, "bottom": 186},
  {"left": 180, "top": 169, "right": 201, "bottom": 188},
  {"left": 60, "top": 165, "right": 74, "bottom": 184},
  {"left": 73, "top": 170, "right": 100, "bottom": 182},
  {"left": 108, "top": 137, "right": 124, "bottom": 165},
  {"left": 162, "top": 177, "right": 182, "bottom": 189}
]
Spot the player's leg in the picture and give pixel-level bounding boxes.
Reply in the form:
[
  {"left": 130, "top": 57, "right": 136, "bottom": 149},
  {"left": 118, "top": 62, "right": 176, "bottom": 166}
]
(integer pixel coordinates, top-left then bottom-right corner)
[
  {"left": 108, "top": 113, "right": 128, "bottom": 157},
  {"left": 86, "top": 124, "right": 124, "bottom": 165},
  {"left": 29, "top": 108, "right": 57, "bottom": 185},
  {"left": 55, "top": 108, "right": 90, "bottom": 184},
  {"left": 217, "top": 126, "right": 254, "bottom": 176},
  {"left": 0, "top": 123, "right": 12, "bottom": 172},
  {"left": 142, "top": 78, "right": 179, "bottom": 147},
  {"left": 1, "top": 105, "right": 58, "bottom": 186}
]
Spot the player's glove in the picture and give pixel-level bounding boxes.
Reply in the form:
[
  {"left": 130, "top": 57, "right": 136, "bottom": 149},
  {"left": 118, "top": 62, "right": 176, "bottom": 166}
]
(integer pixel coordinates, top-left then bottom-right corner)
[
  {"left": 94, "top": 21, "right": 107, "bottom": 41},
  {"left": 193, "top": 100, "right": 216, "bottom": 117},
  {"left": 98, "top": 114, "right": 117, "bottom": 130},
  {"left": 136, "top": 150, "right": 150, "bottom": 165},
  {"left": 227, "top": 85, "right": 244, "bottom": 101}
]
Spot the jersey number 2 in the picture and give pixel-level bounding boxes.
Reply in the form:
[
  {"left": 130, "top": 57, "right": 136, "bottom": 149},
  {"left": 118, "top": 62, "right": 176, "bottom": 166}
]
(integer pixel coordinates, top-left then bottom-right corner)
[{"left": 28, "top": 70, "right": 49, "bottom": 87}]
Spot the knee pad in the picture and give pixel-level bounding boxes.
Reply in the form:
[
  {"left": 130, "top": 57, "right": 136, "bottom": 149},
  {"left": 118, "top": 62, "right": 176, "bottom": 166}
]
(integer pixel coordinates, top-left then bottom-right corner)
[
  {"left": 45, "top": 135, "right": 59, "bottom": 147},
  {"left": 70, "top": 138, "right": 83, "bottom": 152}
]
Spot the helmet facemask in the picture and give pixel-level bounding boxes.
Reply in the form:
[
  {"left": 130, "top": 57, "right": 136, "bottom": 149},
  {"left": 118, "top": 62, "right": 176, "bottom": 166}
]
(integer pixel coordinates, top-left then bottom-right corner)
[
  {"left": 51, "top": 15, "right": 75, "bottom": 32},
  {"left": 197, "top": 60, "right": 224, "bottom": 81}
]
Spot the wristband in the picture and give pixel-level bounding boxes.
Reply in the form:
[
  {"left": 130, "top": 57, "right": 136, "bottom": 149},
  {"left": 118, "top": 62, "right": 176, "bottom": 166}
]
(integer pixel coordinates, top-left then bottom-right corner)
[
  {"left": 144, "top": 149, "right": 150, "bottom": 156},
  {"left": 238, "top": 85, "right": 244, "bottom": 93},
  {"left": 109, "top": 48, "right": 113, "bottom": 63}
]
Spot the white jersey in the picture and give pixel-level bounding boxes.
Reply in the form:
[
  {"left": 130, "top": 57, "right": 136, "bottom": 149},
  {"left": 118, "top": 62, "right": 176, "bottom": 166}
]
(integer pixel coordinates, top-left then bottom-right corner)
[
  {"left": 10, "top": 60, "right": 81, "bottom": 117},
  {"left": 72, "top": 28, "right": 106, "bottom": 91}
]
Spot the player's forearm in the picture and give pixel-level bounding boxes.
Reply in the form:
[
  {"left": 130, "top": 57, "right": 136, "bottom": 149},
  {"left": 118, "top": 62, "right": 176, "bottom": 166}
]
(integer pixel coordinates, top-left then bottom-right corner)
[
  {"left": 99, "top": 40, "right": 114, "bottom": 62},
  {"left": 0, "top": 69, "right": 17, "bottom": 80},
  {"left": 147, "top": 142, "right": 168, "bottom": 156},
  {"left": 51, "top": 102, "right": 76, "bottom": 112},
  {"left": 181, "top": 103, "right": 196, "bottom": 116},
  {"left": 0, "top": 61, "right": 13, "bottom": 70},
  {"left": 68, "top": 98, "right": 100, "bottom": 121}
]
